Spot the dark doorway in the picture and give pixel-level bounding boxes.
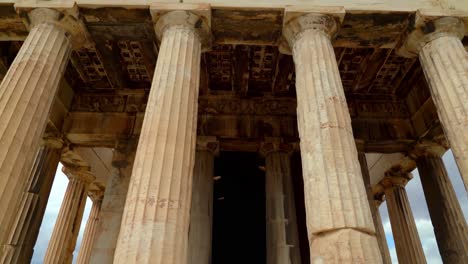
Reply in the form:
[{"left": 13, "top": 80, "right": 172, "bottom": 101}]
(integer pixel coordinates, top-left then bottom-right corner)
[{"left": 212, "top": 152, "right": 266, "bottom": 264}]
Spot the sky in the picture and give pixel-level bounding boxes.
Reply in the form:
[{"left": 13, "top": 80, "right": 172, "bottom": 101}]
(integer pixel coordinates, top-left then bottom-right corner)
[{"left": 31, "top": 151, "right": 467, "bottom": 263}]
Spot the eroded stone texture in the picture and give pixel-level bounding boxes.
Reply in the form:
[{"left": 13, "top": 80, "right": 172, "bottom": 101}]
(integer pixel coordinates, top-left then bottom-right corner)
[
  {"left": 0, "top": 8, "right": 71, "bottom": 245},
  {"left": 262, "top": 141, "right": 301, "bottom": 264},
  {"left": 358, "top": 152, "right": 392, "bottom": 264},
  {"left": 413, "top": 145, "right": 468, "bottom": 263},
  {"left": 76, "top": 191, "right": 103, "bottom": 264},
  {"left": 89, "top": 144, "right": 136, "bottom": 264},
  {"left": 401, "top": 16, "right": 468, "bottom": 189},
  {"left": 382, "top": 172, "right": 426, "bottom": 264},
  {"left": 0, "top": 139, "right": 62, "bottom": 264},
  {"left": 188, "top": 138, "right": 217, "bottom": 264},
  {"left": 283, "top": 12, "right": 382, "bottom": 263},
  {"left": 43, "top": 168, "right": 94, "bottom": 264},
  {"left": 113, "top": 10, "right": 206, "bottom": 264}
]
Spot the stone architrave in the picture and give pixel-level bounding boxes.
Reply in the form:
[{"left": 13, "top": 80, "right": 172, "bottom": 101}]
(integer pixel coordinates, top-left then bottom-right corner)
[
  {"left": 381, "top": 171, "right": 426, "bottom": 264},
  {"left": 398, "top": 12, "right": 468, "bottom": 189},
  {"left": 358, "top": 152, "right": 392, "bottom": 264},
  {"left": 0, "top": 139, "right": 63, "bottom": 264},
  {"left": 113, "top": 5, "right": 211, "bottom": 263},
  {"left": 0, "top": 8, "right": 72, "bottom": 244},
  {"left": 412, "top": 143, "right": 468, "bottom": 263},
  {"left": 261, "top": 140, "right": 301, "bottom": 264},
  {"left": 76, "top": 190, "right": 104, "bottom": 264},
  {"left": 43, "top": 167, "right": 95, "bottom": 264},
  {"left": 282, "top": 8, "right": 382, "bottom": 263},
  {"left": 188, "top": 137, "right": 218, "bottom": 264},
  {"left": 89, "top": 142, "right": 137, "bottom": 264}
]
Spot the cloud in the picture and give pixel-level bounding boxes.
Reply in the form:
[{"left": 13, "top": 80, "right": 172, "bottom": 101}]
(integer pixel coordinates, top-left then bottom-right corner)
[{"left": 380, "top": 150, "right": 467, "bottom": 263}]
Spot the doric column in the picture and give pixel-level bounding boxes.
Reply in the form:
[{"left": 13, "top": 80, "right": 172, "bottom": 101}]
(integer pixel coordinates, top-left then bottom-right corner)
[
  {"left": 411, "top": 143, "right": 468, "bottom": 263},
  {"left": 43, "top": 167, "right": 95, "bottom": 264},
  {"left": 188, "top": 137, "right": 218, "bottom": 264},
  {"left": 113, "top": 5, "right": 210, "bottom": 263},
  {"left": 398, "top": 13, "right": 468, "bottom": 189},
  {"left": 0, "top": 138, "right": 63, "bottom": 263},
  {"left": 381, "top": 171, "right": 426, "bottom": 264},
  {"left": 358, "top": 152, "right": 392, "bottom": 264},
  {"left": 261, "top": 140, "right": 301, "bottom": 264},
  {"left": 0, "top": 8, "right": 72, "bottom": 244},
  {"left": 76, "top": 190, "right": 104, "bottom": 264},
  {"left": 282, "top": 8, "right": 382, "bottom": 263},
  {"left": 90, "top": 143, "right": 136, "bottom": 264}
]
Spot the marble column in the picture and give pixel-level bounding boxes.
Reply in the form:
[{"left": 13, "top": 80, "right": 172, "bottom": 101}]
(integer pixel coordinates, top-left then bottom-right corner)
[
  {"left": 113, "top": 9, "right": 210, "bottom": 264},
  {"left": 43, "top": 167, "right": 95, "bottom": 264},
  {"left": 283, "top": 11, "right": 382, "bottom": 262},
  {"left": 90, "top": 143, "right": 136, "bottom": 264},
  {"left": 382, "top": 172, "right": 426, "bottom": 264},
  {"left": 76, "top": 190, "right": 103, "bottom": 264},
  {"left": 262, "top": 141, "right": 301, "bottom": 264},
  {"left": 0, "top": 139, "right": 63, "bottom": 264},
  {"left": 0, "top": 8, "right": 71, "bottom": 244},
  {"left": 399, "top": 15, "right": 468, "bottom": 189},
  {"left": 412, "top": 144, "right": 468, "bottom": 263},
  {"left": 188, "top": 138, "right": 217, "bottom": 264},
  {"left": 358, "top": 152, "right": 392, "bottom": 264}
]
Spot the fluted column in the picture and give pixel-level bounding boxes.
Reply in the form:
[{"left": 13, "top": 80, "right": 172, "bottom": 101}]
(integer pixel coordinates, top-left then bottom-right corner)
[
  {"left": 261, "top": 140, "right": 301, "bottom": 264},
  {"left": 412, "top": 144, "right": 468, "bottom": 263},
  {"left": 399, "top": 15, "right": 468, "bottom": 189},
  {"left": 358, "top": 152, "right": 392, "bottom": 264},
  {"left": 113, "top": 9, "right": 210, "bottom": 264},
  {"left": 188, "top": 137, "right": 217, "bottom": 264},
  {"left": 44, "top": 167, "right": 95, "bottom": 264},
  {"left": 283, "top": 10, "right": 382, "bottom": 263},
  {"left": 90, "top": 143, "right": 136, "bottom": 264},
  {"left": 0, "top": 8, "right": 71, "bottom": 244},
  {"left": 381, "top": 172, "right": 426, "bottom": 264},
  {"left": 76, "top": 190, "right": 103, "bottom": 264},
  {"left": 0, "top": 138, "right": 63, "bottom": 263}
]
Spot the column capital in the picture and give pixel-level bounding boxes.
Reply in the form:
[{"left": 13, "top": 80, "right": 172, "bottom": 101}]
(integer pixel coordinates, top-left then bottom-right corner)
[
  {"left": 196, "top": 136, "right": 219, "bottom": 155},
  {"left": 381, "top": 168, "right": 413, "bottom": 189},
  {"left": 42, "top": 137, "right": 64, "bottom": 150},
  {"left": 15, "top": 4, "right": 91, "bottom": 49},
  {"left": 260, "top": 138, "right": 297, "bottom": 157},
  {"left": 88, "top": 189, "right": 104, "bottom": 203},
  {"left": 62, "top": 166, "right": 95, "bottom": 184},
  {"left": 151, "top": 3, "right": 212, "bottom": 51},
  {"left": 281, "top": 6, "right": 345, "bottom": 54},
  {"left": 409, "top": 140, "right": 447, "bottom": 159},
  {"left": 397, "top": 10, "right": 466, "bottom": 57}
]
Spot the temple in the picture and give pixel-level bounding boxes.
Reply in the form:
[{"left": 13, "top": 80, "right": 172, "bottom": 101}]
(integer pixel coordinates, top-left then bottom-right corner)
[{"left": 0, "top": 0, "right": 467, "bottom": 263}]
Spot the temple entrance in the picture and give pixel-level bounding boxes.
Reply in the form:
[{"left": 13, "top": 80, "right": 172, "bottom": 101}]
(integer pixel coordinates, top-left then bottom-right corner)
[{"left": 212, "top": 152, "right": 266, "bottom": 264}]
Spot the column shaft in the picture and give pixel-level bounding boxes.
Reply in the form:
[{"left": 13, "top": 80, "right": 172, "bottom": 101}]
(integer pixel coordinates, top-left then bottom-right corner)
[
  {"left": 188, "top": 150, "right": 214, "bottom": 264},
  {"left": 77, "top": 197, "right": 102, "bottom": 264},
  {"left": 384, "top": 182, "right": 426, "bottom": 264},
  {"left": 43, "top": 169, "right": 94, "bottom": 264},
  {"left": 419, "top": 35, "right": 468, "bottom": 188},
  {"left": 265, "top": 151, "right": 301, "bottom": 264},
  {"left": 358, "top": 153, "right": 392, "bottom": 264},
  {"left": 0, "top": 13, "right": 71, "bottom": 243},
  {"left": 1, "top": 142, "right": 61, "bottom": 263},
  {"left": 90, "top": 147, "right": 135, "bottom": 264},
  {"left": 114, "top": 24, "right": 201, "bottom": 263},
  {"left": 285, "top": 14, "right": 381, "bottom": 262},
  {"left": 416, "top": 154, "right": 468, "bottom": 263}
]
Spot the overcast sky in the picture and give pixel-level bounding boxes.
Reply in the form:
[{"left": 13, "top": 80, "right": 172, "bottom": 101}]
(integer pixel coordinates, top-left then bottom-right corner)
[{"left": 32, "top": 151, "right": 467, "bottom": 263}]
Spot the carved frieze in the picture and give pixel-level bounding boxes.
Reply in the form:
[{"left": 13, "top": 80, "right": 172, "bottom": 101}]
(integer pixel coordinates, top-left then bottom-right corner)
[{"left": 198, "top": 97, "right": 296, "bottom": 115}]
